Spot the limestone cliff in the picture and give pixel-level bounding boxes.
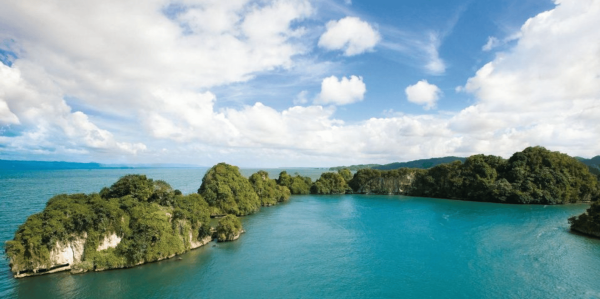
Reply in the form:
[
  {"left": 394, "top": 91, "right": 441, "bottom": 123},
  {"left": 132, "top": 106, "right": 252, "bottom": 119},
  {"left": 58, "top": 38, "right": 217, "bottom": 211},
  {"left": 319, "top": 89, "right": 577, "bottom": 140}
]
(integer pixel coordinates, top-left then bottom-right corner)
[
  {"left": 11, "top": 233, "right": 87, "bottom": 278},
  {"left": 349, "top": 168, "right": 422, "bottom": 195}
]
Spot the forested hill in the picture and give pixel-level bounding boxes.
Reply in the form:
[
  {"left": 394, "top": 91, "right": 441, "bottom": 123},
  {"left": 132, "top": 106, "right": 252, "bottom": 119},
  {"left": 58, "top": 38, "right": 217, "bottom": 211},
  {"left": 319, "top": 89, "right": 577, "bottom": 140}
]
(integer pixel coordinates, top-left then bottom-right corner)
[
  {"left": 408, "top": 147, "right": 599, "bottom": 204},
  {"left": 576, "top": 156, "right": 600, "bottom": 179},
  {"left": 373, "top": 157, "right": 467, "bottom": 170},
  {"left": 328, "top": 157, "right": 466, "bottom": 171},
  {"left": 328, "top": 164, "right": 381, "bottom": 171}
]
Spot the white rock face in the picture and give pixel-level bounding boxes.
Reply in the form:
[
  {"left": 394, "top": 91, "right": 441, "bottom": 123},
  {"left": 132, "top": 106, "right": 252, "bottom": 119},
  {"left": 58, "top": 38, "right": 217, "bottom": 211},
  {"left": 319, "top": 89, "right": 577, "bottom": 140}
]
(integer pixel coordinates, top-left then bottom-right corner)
[
  {"left": 97, "top": 233, "right": 122, "bottom": 251},
  {"left": 189, "top": 232, "right": 212, "bottom": 249},
  {"left": 49, "top": 233, "right": 87, "bottom": 267}
]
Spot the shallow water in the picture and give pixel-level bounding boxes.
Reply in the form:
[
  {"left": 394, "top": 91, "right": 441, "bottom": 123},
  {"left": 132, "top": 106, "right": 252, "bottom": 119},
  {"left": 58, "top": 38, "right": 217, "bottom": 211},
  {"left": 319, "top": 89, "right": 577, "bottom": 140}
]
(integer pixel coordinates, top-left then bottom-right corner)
[{"left": 1, "top": 169, "right": 599, "bottom": 298}]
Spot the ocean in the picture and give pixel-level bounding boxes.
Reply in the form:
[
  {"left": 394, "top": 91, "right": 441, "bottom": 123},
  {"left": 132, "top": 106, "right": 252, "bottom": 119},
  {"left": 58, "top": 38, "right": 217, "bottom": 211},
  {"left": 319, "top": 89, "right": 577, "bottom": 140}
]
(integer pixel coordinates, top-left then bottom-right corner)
[{"left": 1, "top": 168, "right": 599, "bottom": 298}]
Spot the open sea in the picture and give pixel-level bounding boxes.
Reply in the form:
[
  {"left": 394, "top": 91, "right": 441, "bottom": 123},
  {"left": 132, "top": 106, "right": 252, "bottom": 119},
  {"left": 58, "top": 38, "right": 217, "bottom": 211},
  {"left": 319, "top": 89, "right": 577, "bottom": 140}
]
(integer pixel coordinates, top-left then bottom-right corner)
[{"left": 1, "top": 168, "right": 600, "bottom": 298}]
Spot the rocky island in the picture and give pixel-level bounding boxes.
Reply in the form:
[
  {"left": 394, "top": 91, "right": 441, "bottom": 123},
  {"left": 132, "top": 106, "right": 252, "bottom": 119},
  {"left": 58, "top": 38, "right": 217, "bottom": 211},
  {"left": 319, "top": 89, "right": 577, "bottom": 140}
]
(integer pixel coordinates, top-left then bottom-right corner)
[{"left": 5, "top": 163, "right": 290, "bottom": 278}]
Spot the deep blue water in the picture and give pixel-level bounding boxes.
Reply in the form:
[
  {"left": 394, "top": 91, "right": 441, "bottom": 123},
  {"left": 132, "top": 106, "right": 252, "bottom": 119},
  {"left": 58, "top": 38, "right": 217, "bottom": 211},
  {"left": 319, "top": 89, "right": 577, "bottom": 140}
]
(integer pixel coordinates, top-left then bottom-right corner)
[{"left": 1, "top": 169, "right": 600, "bottom": 298}]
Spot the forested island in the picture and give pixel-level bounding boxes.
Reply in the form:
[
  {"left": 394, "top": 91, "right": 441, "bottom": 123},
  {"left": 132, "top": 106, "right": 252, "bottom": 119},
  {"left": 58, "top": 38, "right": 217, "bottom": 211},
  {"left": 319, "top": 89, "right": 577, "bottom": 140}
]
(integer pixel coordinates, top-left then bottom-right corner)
[
  {"left": 6, "top": 164, "right": 278, "bottom": 278},
  {"left": 6, "top": 146, "right": 600, "bottom": 278}
]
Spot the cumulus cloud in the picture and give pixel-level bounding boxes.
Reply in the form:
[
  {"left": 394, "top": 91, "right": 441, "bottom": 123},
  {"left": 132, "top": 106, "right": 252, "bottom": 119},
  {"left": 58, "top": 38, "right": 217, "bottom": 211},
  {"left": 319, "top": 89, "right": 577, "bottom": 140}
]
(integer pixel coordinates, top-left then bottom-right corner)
[
  {"left": 315, "top": 75, "right": 366, "bottom": 105},
  {"left": 0, "top": 100, "right": 19, "bottom": 125},
  {"left": 453, "top": 0, "right": 600, "bottom": 157},
  {"left": 0, "top": 0, "right": 599, "bottom": 166},
  {"left": 318, "top": 17, "right": 380, "bottom": 56},
  {"left": 0, "top": 0, "right": 312, "bottom": 160},
  {"left": 0, "top": 63, "right": 146, "bottom": 157},
  {"left": 405, "top": 80, "right": 442, "bottom": 110}
]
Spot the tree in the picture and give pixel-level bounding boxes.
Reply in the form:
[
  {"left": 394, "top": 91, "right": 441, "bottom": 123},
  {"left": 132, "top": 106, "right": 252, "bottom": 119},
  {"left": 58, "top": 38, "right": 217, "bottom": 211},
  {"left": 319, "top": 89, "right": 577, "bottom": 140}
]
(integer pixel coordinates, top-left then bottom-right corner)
[
  {"left": 249, "top": 170, "right": 291, "bottom": 206},
  {"left": 277, "top": 171, "right": 312, "bottom": 194},
  {"left": 198, "top": 163, "right": 261, "bottom": 216},
  {"left": 216, "top": 214, "right": 243, "bottom": 242},
  {"left": 311, "top": 172, "right": 350, "bottom": 194}
]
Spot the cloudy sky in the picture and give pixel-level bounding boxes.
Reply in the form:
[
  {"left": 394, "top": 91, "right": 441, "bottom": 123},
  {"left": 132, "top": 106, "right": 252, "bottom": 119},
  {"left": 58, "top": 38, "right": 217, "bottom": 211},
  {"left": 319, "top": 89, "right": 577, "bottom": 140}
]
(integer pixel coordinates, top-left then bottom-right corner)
[{"left": 0, "top": 0, "right": 599, "bottom": 167}]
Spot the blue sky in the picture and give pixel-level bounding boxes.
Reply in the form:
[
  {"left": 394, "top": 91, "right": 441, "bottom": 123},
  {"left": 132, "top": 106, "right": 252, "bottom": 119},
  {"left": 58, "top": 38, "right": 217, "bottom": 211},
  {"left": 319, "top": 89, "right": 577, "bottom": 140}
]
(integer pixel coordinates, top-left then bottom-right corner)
[{"left": 0, "top": 0, "right": 598, "bottom": 167}]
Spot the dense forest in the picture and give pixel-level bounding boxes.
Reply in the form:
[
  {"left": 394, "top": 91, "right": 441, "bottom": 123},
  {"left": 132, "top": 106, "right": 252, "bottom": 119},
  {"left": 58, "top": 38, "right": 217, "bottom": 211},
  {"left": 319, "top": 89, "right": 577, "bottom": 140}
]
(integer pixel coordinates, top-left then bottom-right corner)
[
  {"left": 6, "top": 175, "right": 215, "bottom": 277},
  {"left": 407, "top": 147, "right": 599, "bottom": 204}
]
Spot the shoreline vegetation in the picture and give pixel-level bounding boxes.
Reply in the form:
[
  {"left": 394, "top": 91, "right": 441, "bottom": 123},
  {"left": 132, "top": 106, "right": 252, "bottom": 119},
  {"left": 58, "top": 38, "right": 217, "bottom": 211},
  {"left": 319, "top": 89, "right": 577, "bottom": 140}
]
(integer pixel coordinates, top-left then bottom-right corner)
[{"left": 5, "top": 146, "right": 600, "bottom": 278}]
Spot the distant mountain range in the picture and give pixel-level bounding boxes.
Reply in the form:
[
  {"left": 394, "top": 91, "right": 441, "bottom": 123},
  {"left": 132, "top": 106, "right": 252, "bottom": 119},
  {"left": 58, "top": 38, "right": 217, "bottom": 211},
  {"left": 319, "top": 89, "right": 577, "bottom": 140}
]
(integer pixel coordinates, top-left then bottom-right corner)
[
  {"left": 0, "top": 160, "right": 200, "bottom": 170},
  {"left": 329, "top": 156, "right": 467, "bottom": 171},
  {"left": 576, "top": 156, "right": 600, "bottom": 177},
  {"left": 331, "top": 155, "right": 600, "bottom": 176}
]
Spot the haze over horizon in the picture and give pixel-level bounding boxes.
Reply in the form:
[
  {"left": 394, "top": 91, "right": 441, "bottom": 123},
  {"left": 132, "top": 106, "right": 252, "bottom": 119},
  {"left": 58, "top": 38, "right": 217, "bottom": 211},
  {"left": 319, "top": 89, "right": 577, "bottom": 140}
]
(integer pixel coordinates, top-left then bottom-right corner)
[{"left": 1, "top": 0, "right": 599, "bottom": 167}]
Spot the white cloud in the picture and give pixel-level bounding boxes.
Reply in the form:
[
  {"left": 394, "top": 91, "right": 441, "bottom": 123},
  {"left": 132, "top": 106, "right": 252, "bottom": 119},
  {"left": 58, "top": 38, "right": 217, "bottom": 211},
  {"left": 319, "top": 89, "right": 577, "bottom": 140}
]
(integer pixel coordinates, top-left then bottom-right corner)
[
  {"left": 293, "top": 90, "right": 309, "bottom": 105},
  {"left": 0, "top": 63, "right": 145, "bottom": 157},
  {"left": 315, "top": 75, "right": 366, "bottom": 105},
  {"left": 380, "top": 30, "right": 446, "bottom": 75},
  {"left": 0, "top": 0, "right": 313, "bottom": 160},
  {"left": 405, "top": 80, "right": 442, "bottom": 110},
  {"left": 318, "top": 16, "right": 380, "bottom": 56},
  {"left": 482, "top": 36, "right": 500, "bottom": 51},
  {"left": 453, "top": 0, "right": 600, "bottom": 157},
  {"left": 0, "top": 0, "right": 599, "bottom": 166},
  {"left": 0, "top": 100, "right": 19, "bottom": 124},
  {"left": 482, "top": 33, "right": 522, "bottom": 52},
  {"left": 423, "top": 33, "right": 446, "bottom": 74}
]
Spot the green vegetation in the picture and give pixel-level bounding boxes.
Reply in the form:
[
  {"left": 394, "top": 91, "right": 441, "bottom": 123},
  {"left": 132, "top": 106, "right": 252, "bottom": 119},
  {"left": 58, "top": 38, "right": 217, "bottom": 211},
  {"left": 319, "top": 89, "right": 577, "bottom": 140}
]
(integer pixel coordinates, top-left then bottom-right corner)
[
  {"left": 577, "top": 156, "right": 600, "bottom": 181},
  {"left": 329, "top": 164, "right": 381, "bottom": 171},
  {"left": 328, "top": 157, "right": 467, "bottom": 172},
  {"left": 373, "top": 157, "right": 467, "bottom": 170},
  {"left": 408, "top": 147, "right": 600, "bottom": 204},
  {"left": 6, "top": 175, "right": 211, "bottom": 276},
  {"left": 569, "top": 201, "right": 600, "bottom": 238},
  {"left": 216, "top": 215, "right": 244, "bottom": 242},
  {"left": 198, "top": 163, "right": 261, "bottom": 216},
  {"left": 310, "top": 172, "right": 351, "bottom": 194},
  {"left": 249, "top": 171, "right": 291, "bottom": 206},
  {"left": 7, "top": 147, "right": 599, "bottom": 278},
  {"left": 337, "top": 168, "right": 353, "bottom": 182},
  {"left": 276, "top": 171, "right": 312, "bottom": 194}
]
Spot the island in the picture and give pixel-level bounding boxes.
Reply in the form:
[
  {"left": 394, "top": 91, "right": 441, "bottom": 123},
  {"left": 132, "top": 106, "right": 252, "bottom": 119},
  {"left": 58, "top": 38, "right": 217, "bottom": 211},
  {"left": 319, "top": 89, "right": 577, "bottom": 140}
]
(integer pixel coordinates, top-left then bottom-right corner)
[{"left": 5, "top": 163, "right": 282, "bottom": 278}]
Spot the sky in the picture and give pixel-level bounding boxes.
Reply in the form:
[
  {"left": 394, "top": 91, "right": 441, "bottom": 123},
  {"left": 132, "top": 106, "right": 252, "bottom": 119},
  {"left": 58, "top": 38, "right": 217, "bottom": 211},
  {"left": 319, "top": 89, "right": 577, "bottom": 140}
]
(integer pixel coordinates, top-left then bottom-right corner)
[{"left": 0, "top": 0, "right": 599, "bottom": 167}]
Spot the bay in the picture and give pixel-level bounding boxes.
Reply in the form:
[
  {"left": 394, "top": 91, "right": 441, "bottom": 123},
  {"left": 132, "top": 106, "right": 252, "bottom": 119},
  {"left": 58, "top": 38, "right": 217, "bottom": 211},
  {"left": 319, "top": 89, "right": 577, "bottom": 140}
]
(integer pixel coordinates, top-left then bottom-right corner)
[{"left": 1, "top": 168, "right": 600, "bottom": 298}]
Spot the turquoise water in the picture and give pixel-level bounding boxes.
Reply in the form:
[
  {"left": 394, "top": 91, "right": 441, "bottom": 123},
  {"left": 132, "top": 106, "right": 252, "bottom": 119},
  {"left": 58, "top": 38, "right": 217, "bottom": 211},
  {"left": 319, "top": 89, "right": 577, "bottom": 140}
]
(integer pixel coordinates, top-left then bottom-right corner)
[{"left": 1, "top": 169, "right": 600, "bottom": 298}]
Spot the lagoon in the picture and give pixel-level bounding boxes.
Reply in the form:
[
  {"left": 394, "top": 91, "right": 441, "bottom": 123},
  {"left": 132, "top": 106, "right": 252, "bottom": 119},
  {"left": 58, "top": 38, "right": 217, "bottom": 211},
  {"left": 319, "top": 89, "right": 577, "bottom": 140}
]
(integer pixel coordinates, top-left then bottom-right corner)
[{"left": 1, "top": 169, "right": 600, "bottom": 298}]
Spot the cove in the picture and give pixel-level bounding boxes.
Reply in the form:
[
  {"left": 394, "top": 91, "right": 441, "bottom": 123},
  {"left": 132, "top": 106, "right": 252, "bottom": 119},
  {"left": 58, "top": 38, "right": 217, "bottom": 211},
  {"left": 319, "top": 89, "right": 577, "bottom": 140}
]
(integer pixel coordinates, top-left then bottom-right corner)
[{"left": 11, "top": 195, "right": 600, "bottom": 298}]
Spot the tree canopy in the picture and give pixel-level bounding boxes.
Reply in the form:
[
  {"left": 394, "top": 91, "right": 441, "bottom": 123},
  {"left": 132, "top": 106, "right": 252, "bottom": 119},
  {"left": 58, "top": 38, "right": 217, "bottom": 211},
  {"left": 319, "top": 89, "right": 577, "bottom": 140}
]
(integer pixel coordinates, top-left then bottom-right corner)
[
  {"left": 198, "top": 163, "right": 261, "bottom": 216},
  {"left": 310, "top": 172, "right": 350, "bottom": 194},
  {"left": 276, "top": 171, "right": 312, "bottom": 195},
  {"left": 408, "top": 147, "right": 600, "bottom": 204},
  {"left": 216, "top": 214, "right": 243, "bottom": 242},
  {"left": 6, "top": 175, "right": 211, "bottom": 276},
  {"left": 249, "top": 170, "right": 291, "bottom": 206}
]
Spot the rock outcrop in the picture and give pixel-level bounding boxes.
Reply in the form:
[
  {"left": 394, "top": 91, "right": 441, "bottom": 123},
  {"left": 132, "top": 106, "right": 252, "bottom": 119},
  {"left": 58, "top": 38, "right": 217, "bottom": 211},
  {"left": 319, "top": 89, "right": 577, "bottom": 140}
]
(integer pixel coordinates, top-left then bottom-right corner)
[
  {"left": 349, "top": 168, "right": 420, "bottom": 195},
  {"left": 569, "top": 202, "right": 600, "bottom": 238},
  {"left": 217, "top": 229, "right": 245, "bottom": 242},
  {"left": 97, "top": 233, "right": 122, "bottom": 251},
  {"left": 12, "top": 233, "right": 87, "bottom": 278}
]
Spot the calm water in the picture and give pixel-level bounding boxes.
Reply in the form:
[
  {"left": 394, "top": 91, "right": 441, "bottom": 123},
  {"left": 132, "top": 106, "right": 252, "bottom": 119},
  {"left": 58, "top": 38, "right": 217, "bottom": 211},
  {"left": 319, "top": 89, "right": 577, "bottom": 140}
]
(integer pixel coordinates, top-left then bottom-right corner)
[{"left": 1, "top": 169, "right": 600, "bottom": 298}]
